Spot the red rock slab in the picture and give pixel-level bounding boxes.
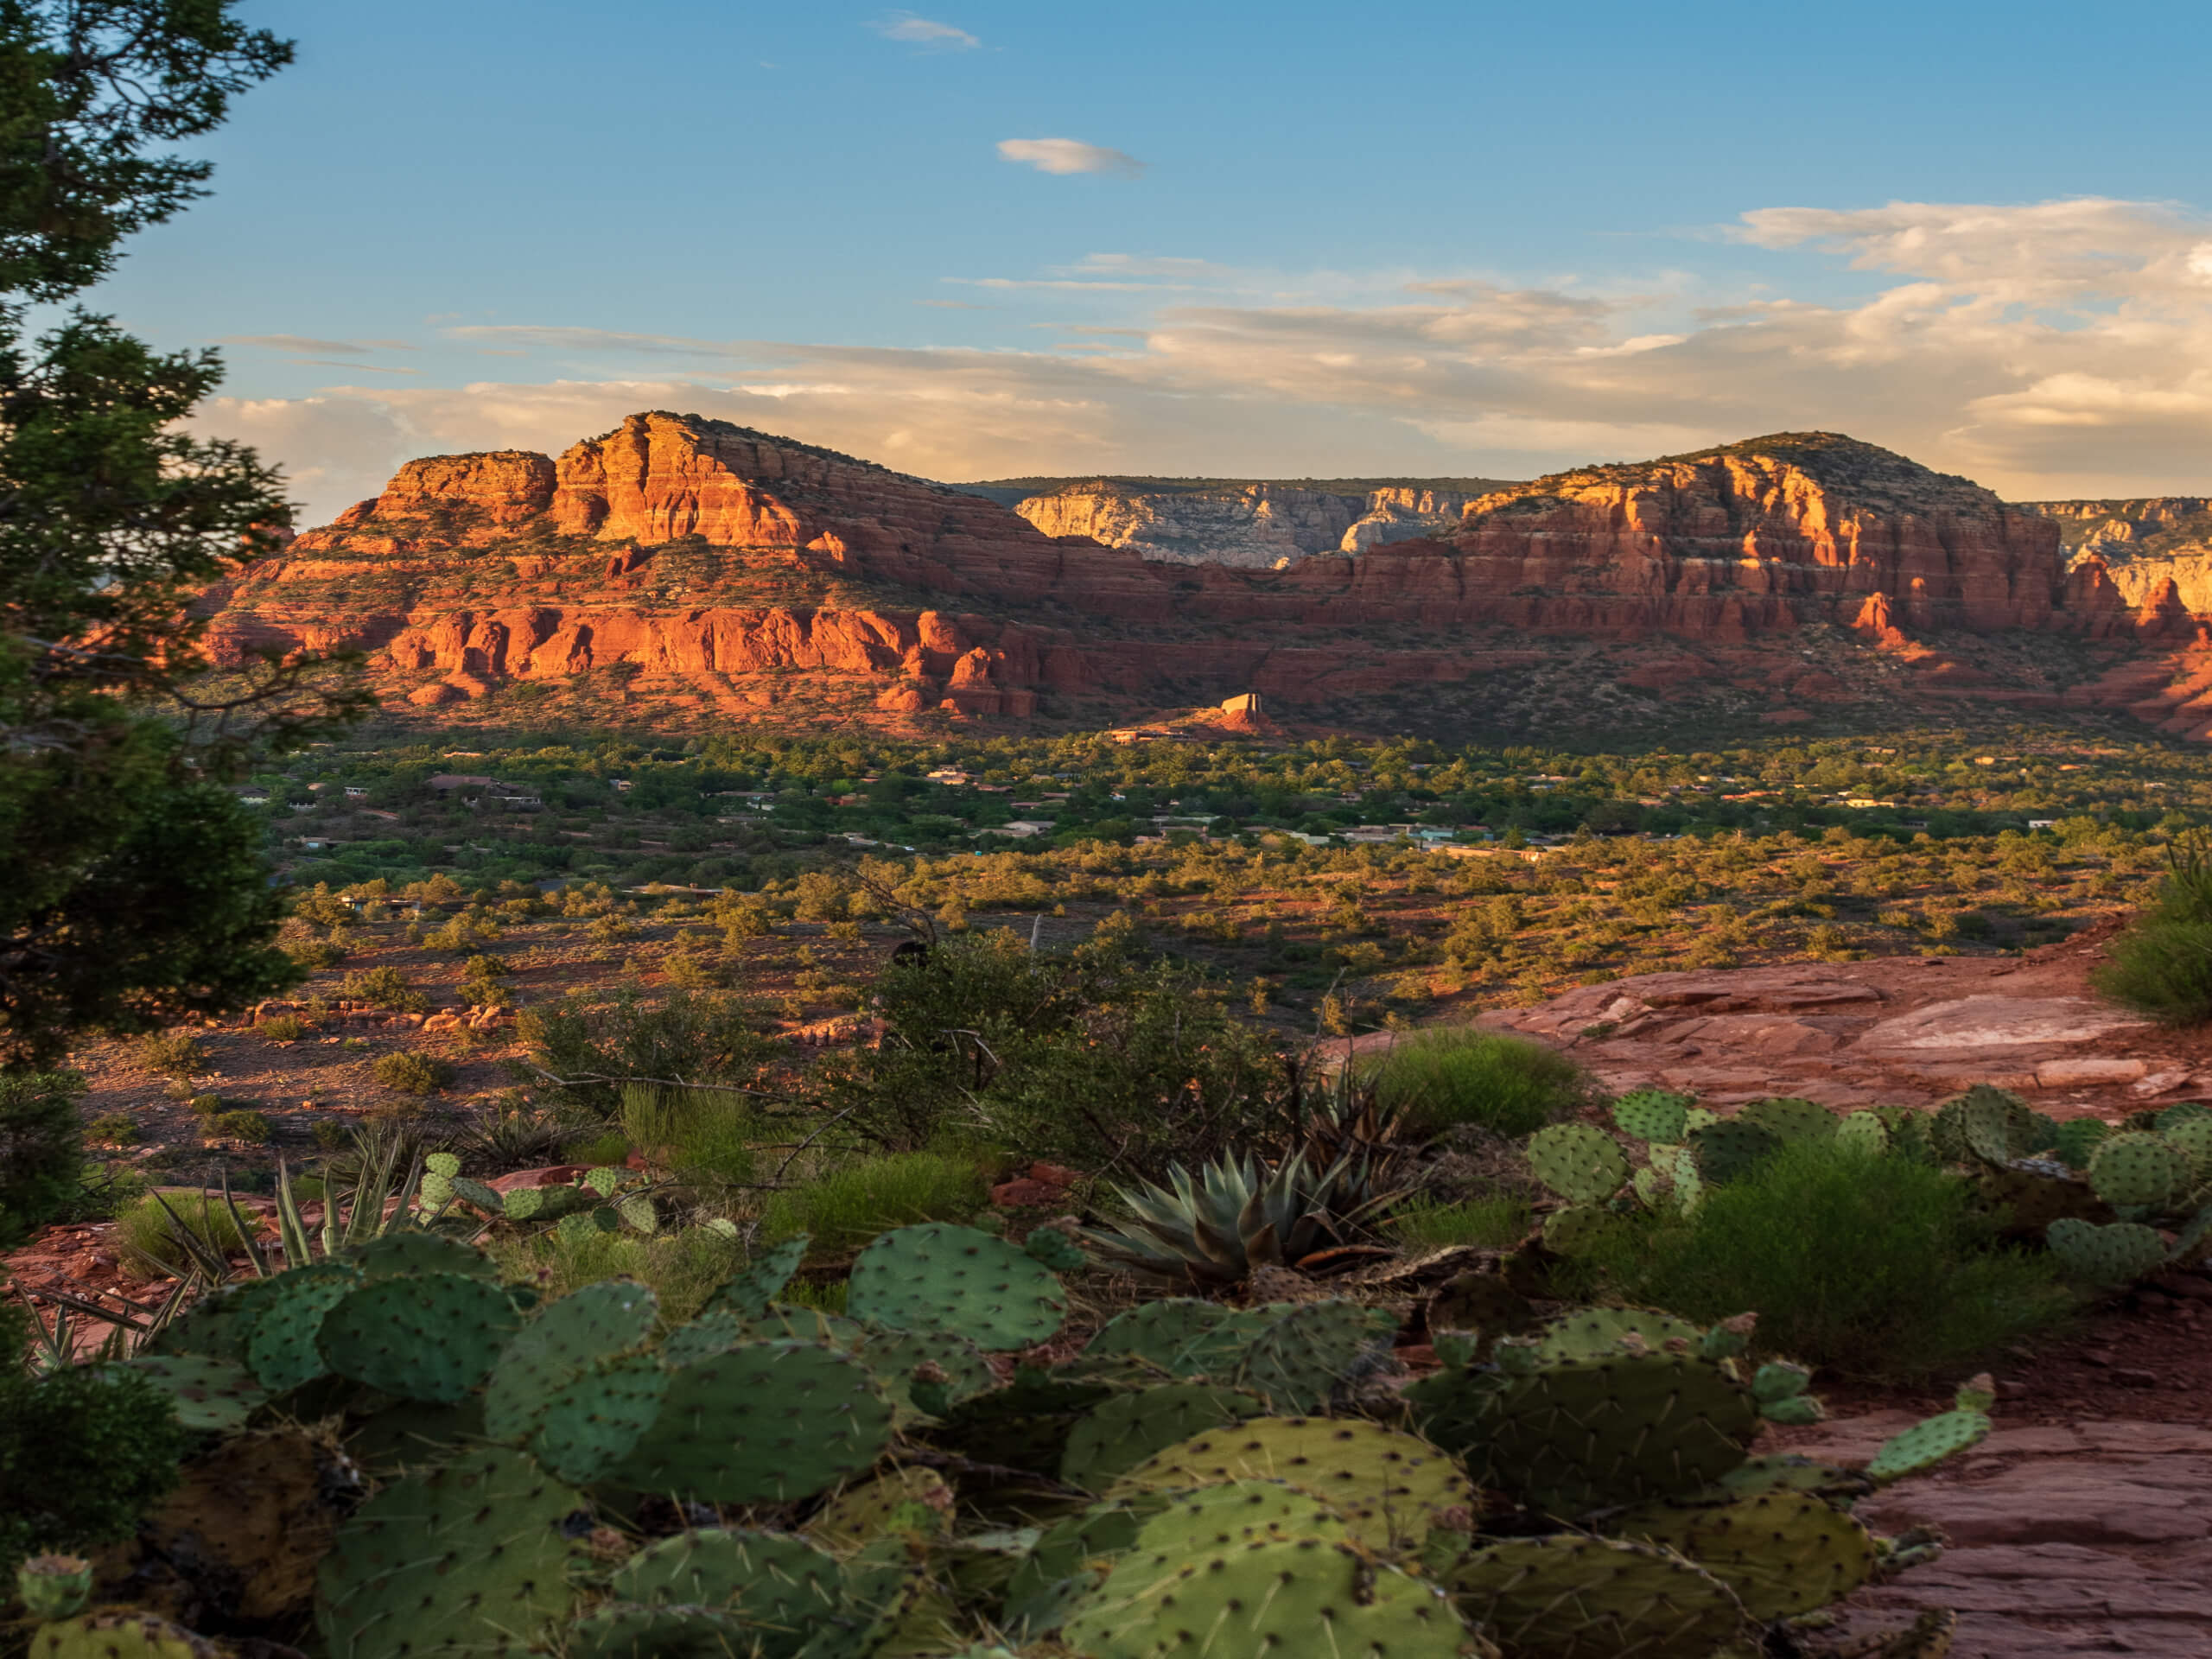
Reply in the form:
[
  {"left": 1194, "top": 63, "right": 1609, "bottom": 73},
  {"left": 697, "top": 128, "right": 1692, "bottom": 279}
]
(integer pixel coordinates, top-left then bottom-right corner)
[{"left": 1851, "top": 995, "right": 2154, "bottom": 1058}]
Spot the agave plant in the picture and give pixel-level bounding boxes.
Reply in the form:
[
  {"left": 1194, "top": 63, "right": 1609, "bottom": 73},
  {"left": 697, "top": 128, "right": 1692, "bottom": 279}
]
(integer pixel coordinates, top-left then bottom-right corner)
[{"left": 1083, "top": 1148, "right": 1402, "bottom": 1286}]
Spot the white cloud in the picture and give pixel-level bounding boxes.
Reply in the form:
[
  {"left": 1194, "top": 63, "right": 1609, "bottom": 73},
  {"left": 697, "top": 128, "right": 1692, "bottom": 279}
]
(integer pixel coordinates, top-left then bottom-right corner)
[
  {"left": 195, "top": 197, "right": 2212, "bottom": 524},
  {"left": 872, "top": 13, "right": 977, "bottom": 49},
  {"left": 995, "top": 138, "right": 1144, "bottom": 178}
]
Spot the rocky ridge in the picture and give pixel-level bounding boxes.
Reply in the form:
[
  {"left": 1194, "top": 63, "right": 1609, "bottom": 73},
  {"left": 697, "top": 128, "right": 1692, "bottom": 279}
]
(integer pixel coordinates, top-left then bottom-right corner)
[
  {"left": 196, "top": 414, "right": 2212, "bottom": 732},
  {"left": 2025, "top": 497, "right": 2212, "bottom": 617},
  {"left": 1012, "top": 479, "right": 1494, "bottom": 567}
]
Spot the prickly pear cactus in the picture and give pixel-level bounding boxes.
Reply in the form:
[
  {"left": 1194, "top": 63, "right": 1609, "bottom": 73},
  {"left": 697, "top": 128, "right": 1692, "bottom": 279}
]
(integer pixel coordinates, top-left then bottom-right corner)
[
  {"left": 849, "top": 1325, "right": 995, "bottom": 1425},
  {"left": 1063, "top": 1536, "right": 1472, "bottom": 1659},
  {"left": 316, "top": 1448, "right": 582, "bottom": 1659},
  {"left": 1954, "top": 1085, "right": 2041, "bottom": 1167},
  {"left": 1737, "top": 1096, "right": 1836, "bottom": 1143},
  {"left": 1080, "top": 1299, "right": 1272, "bottom": 1380},
  {"left": 1618, "top": 1491, "right": 1878, "bottom": 1620},
  {"left": 563, "top": 1603, "right": 753, "bottom": 1659},
  {"left": 1835, "top": 1109, "right": 1891, "bottom": 1155},
  {"left": 603, "top": 1338, "right": 894, "bottom": 1504},
  {"left": 1109, "top": 1417, "right": 1474, "bottom": 1548},
  {"left": 608, "top": 1527, "right": 846, "bottom": 1656},
  {"left": 2050, "top": 1116, "right": 2108, "bottom": 1172},
  {"left": 1611, "top": 1090, "right": 1692, "bottom": 1145},
  {"left": 701, "top": 1235, "right": 809, "bottom": 1320},
  {"left": 1541, "top": 1203, "right": 1631, "bottom": 1257},
  {"left": 1525, "top": 1124, "right": 1630, "bottom": 1204},
  {"left": 16, "top": 1555, "right": 93, "bottom": 1621},
  {"left": 349, "top": 1230, "right": 500, "bottom": 1280},
  {"left": 117, "top": 1353, "right": 267, "bottom": 1432},
  {"left": 2086, "top": 1132, "right": 2192, "bottom": 1210},
  {"left": 1686, "top": 1118, "right": 1779, "bottom": 1185},
  {"left": 316, "top": 1271, "right": 521, "bottom": 1402},
  {"left": 1532, "top": 1306, "right": 1701, "bottom": 1362},
  {"left": 1446, "top": 1534, "right": 1752, "bottom": 1659},
  {"left": 1059, "top": 1384, "right": 1265, "bottom": 1491},
  {"left": 243, "top": 1262, "right": 363, "bottom": 1392},
  {"left": 2045, "top": 1217, "right": 2168, "bottom": 1287},
  {"left": 524, "top": 1353, "right": 670, "bottom": 1482},
  {"left": 2161, "top": 1112, "right": 2212, "bottom": 1183},
  {"left": 1230, "top": 1299, "right": 1392, "bottom": 1414},
  {"left": 846, "top": 1222, "right": 1067, "bottom": 1351},
  {"left": 1865, "top": 1403, "right": 1991, "bottom": 1485},
  {"left": 483, "top": 1279, "right": 660, "bottom": 1441},
  {"left": 31, "top": 1613, "right": 224, "bottom": 1659}
]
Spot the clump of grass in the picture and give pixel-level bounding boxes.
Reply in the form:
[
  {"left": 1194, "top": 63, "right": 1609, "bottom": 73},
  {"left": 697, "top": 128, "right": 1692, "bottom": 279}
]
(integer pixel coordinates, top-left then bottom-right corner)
[
  {"left": 1592, "top": 1137, "right": 2074, "bottom": 1382},
  {"left": 2094, "top": 837, "right": 2212, "bottom": 1024},
  {"left": 763, "top": 1153, "right": 989, "bottom": 1258},
  {"left": 1359, "top": 1027, "right": 1586, "bottom": 1138},
  {"left": 118, "top": 1192, "right": 253, "bottom": 1274},
  {"left": 486, "top": 1224, "right": 742, "bottom": 1324},
  {"left": 259, "top": 1014, "right": 308, "bottom": 1044},
  {"left": 568, "top": 1130, "right": 631, "bottom": 1168},
  {"left": 783, "top": 1279, "right": 849, "bottom": 1315},
  {"left": 372, "top": 1052, "right": 454, "bottom": 1096},
  {"left": 1387, "top": 1194, "right": 1530, "bottom": 1250},
  {"left": 620, "top": 1085, "right": 754, "bottom": 1191},
  {"left": 136, "top": 1033, "right": 207, "bottom": 1082},
  {"left": 209, "top": 1109, "right": 271, "bottom": 1143}
]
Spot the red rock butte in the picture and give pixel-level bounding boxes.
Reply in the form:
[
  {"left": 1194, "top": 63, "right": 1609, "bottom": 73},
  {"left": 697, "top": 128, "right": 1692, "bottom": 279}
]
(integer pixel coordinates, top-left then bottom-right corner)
[{"left": 196, "top": 412, "right": 2212, "bottom": 733}]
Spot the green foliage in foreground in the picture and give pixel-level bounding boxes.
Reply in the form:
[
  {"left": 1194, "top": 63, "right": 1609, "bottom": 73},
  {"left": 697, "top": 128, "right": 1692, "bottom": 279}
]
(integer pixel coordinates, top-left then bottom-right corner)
[
  {"left": 2094, "top": 836, "right": 2212, "bottom": 1024},
  {"left": 0, "top": 1306, "right": 187, "bottom": 1573},
  {"left": 1361, "top": 1027, "right": 1586, "bottom": 1138},
  {"left": 1588, "top": 1138, "right": 2075, "bottom": 1382},
  {"left": 29, "top": 1218, "right": 1990, "bottom": 1657},
  {"left": 0, "top": 1071, "right": 84, "bottom": 1246}
]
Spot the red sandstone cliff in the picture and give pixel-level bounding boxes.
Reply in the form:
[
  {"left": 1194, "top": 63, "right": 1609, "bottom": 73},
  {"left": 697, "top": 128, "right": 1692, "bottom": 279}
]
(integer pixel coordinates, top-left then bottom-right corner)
[{"left": 199, "top": 415, "right": 2212, "bottom": 730}]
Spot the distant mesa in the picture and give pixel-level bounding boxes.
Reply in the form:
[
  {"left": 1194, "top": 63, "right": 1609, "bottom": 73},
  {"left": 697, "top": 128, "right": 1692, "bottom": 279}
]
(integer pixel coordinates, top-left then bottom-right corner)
[{"left": 194, "top": 412, "right": 2212, "bottom": 738}]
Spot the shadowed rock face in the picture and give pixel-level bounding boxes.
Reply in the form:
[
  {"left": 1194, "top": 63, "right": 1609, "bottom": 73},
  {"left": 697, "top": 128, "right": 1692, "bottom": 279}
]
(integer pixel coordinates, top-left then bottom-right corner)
[{"left": 197, "top": 414, "right": 2210, "bottom": 727}]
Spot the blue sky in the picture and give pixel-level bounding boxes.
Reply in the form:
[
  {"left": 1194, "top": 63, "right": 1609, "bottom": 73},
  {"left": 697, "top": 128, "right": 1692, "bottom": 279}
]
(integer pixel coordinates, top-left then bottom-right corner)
[{"left": 102, "top": 1, "right": 2212, "bottom": 520}]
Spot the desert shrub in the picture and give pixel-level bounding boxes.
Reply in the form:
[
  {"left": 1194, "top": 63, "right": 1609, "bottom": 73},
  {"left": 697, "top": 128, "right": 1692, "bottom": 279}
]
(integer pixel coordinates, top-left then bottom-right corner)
[
  {"left": 1386, "top": 1194, "right": 1530, "bottom": 1250},
  {"left": 762, "top": 1152, "right": 989, "bottom": 1258},
  {"left": 831, "top": 927, "right": 1288, "bottom": 1169},
  {"left": 338, "top": 966, "right": 428, "bottom": 1014},
  {"left": 117, "top": 1191, "right": 253, "bottom": 1274},
  {"left": 135, "top": 1032, "right": 207, "bottom": 1080},
  {"left": 1358, "top": 1027, "right": 1584, "bottom": 1139},
  {"left": 283, "top": 938, "right": 346, "bottom": 971},
  {"left": 2094, "top": 838, "right": 2212, "bottom": 1024},
  {"left": 460, "top": 954, "right": 516, "bottom": 1009},
  {"left": 518, "top": 988, "right": 777, "bottom": 1122},
  {"left": 259, "top": 1014, "right": 307, "bottom": 1043},
  {"left": 0, "top": 1307, "right": 188, "bottom": 1572},
  {"left": 0, "top": 1071, "right": 86, "bottom": 1248},
  {"left": 1594, "top": 1137, "right": 2073, "bottom": 1382},
  {"left": 373, "top": 1052, "right": 454, "bottom": 1096},
  {"left": 455, "top": 1098, "right": 569, "bottom": 1171},
  {"left": 484, "top": 1224, "right": 741, "bottom": 1324},
  {"left": 620, "top": 1084, "right": 754, "bottom": 1189},
  {"left": 209, "top": 1109, "right": 272, "bottom": 1143},
  {"left": 85, "top": 1112, "right": 139, "bottom": 1147}
]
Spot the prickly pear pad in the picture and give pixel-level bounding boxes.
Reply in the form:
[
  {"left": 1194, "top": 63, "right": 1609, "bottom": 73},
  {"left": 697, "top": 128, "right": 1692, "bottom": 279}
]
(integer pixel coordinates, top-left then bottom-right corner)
[
  {"left": 610, "top": 1528, "right": 844, "bottom": 1656},
  {"left": 1525, "top": 1124, "right": 1630, "bottom": 1204},
  {"left": 1534, "top": 1306, "right": 1703, "bottom": 1362},
  {"left": 32, "top": 1612, "right": 225, "bottom": 1659},
  {"left": 315, "top": 1447, "right": 581, "bottom": 1659},
  {"left": 606, "top": 1338, "right": 894, "bottom": 1505},
  {"left": 1737, "top": 1097, "right": 1836, "bottom": 1144},
  {"left": 1060, "top": 1384, "right": 1265, "bottom": 1492},
  {"left": 1618, "top": 1491, "right": 1878, "bottom": 1619},
  {"left": 1458, "top": 1351, "right": 1761, "bottom": 1516},
  {"left": 1611, "top": 1090, "right": 1692, "bottom": 1145},
  {"left": 1687, "top": 1119, "right": 1779, "bottom": 1185},
  {"left": 1083, "top": 1299, "right": 1268, "bottom": 1379},
  {"left": 525, "top": 1354, "right": 670, "bottom": 1482},
  {"left": 849, "top": 1326, "right": 995, "bottom": 1427},
  {"left": 316, "top": 1272, "right": 521, "bottom": 1402},
  {"left": 141, "top": 1274, "right": 285, "bottom": 1363},
  {"left": 1063, "top": 1536, "right": 1470, "bottom": 1659},
  {"left": 347, "top": 1230, "right": 500, "bottom": 1280},
  {"left": 847, "top": 1222, "right": 1066, "bottom": 1351},
  {"left": 2046, "top": 1217, "right": 2169, "bottom": 1287},
  {"left": 2088, "top": 1132, "right": 2192, "bottom": 1209},
  {"left": 1866, "top": 1408, "right": 1991, "bottom": 1484},
  {"left": 485, "top": 1279, "right": 660, "bottom": 1441},
  {"left": 1230, "top": 1299, "right": 1390, "bottom": 1414},
  {"left": 1447, "top": 1535, "right": 1751, "bottom": 1659},
  {"left": 564, "top": 1603, "right": 755, "bottom": 1659},
  {"left": 243, "top": 1262, "right": 362, "bottom": 1393},
  {"left": 1109, "top": 1417, "right": 1473, "bottom": 1548},
  {"left": 702, "top": 1235, "right": 809, "bottom": 1320},
  {"left": 116, "top": 1355, "right": 267, "bottom": 1433}
]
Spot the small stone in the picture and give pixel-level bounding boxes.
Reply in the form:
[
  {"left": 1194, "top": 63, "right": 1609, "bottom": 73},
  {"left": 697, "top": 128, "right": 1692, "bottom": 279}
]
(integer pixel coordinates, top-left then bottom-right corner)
[
  {"left": 2113, "top": 1368, "right": 2159, "bottom": 1387},
  {"left": 2082, "top": 1349, "right": 2115, "bottom": 1368}
]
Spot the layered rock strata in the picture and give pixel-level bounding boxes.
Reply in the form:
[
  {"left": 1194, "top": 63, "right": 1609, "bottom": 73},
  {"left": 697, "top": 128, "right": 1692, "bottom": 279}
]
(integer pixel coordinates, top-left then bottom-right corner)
[{"left": 1014, "top": 480, "right": 1487, "bottom": 567}]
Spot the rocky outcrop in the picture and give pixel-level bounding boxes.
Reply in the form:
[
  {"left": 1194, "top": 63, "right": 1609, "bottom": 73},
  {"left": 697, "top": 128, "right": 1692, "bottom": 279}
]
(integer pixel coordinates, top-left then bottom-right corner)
[
  {"left": 2023, "top": 498, "right": 2212, "bottom": 618},
  {"left": 1014, "top": 480, "right": 1487, "bottom": 567},
  {"left": 198, "top": 414, "right": 2212, "bottom": 730}
]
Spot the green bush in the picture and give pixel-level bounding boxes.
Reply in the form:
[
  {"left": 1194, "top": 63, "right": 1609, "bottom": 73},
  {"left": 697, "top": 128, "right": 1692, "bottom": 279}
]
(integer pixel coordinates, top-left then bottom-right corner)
[
  {"left": 259, "top": 1014, "right": 307, "bottom": 1043},
  {"left": 338, "top": 965, "right": 428, "bottom": 1014},
  {"left": 373, "top": 1051, "right": 454, "bottom": 1096},
  {"left": 135, "top": 1032, "right": 207, "bottom": 1081},
  {"left": 117, "top": 1190, "right": 253, "bottom": 1274},
  {"left": 620, "top": 1084, "right": 754, "bottom": 1190},
  {"left": 85, "top": 1112, "right": 139, "bottom": 1147},
  {"left": 1387, "top": 1194, "right": 1530, "bottom": 1250},
  {"left": 763, "top": 1152, "right": 989, "bottom": 1258},
  {"left": 0, "top": 1071, "right": 86, "bottom": 1248},
  {"left": 210, "top": 1109, "right": 272, "bottom": 1143},
  {"left": 2094, "top": 839, "right": 2212, "bottom": 1023},
  {"left": 484, "top": 1224, "right": 741, "bottom": 1325},
  {"left": 518, "top": 988, "right": 776, "bottom": 1122},
  {"left": 1359, "top": 1027, "right": 1585, "bottom": 1138},
  {"left": 1593, "top": 1138, "right": 2073, "bottom": 1382},
  {"left": 0, "top": 1306, "right": 188, "bottom": 1573}
]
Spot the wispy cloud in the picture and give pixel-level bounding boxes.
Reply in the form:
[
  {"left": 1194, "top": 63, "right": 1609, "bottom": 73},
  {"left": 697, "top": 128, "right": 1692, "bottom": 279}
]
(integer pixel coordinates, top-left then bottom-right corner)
[
  {"left": 872, "top": 12, "right": 977, "bottom": 49},
  {"left": 289, "top": 359, "right": 421, "bottom": 375},
  {"left": 223, "top": 334, "right": 376, "bottom": 354},
  {"left": 996, "top": 138, "right": 1144, "bottom": 178},
  {"left": 197, "top": 197, "right": 2212, "bottom": 524}
]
